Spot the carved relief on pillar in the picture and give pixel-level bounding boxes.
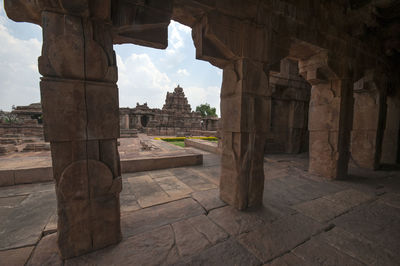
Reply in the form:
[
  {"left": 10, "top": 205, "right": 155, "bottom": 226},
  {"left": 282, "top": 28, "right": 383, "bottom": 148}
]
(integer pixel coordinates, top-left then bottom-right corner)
[
  {"left": 4, "top": 1, "right": 123, "bottom": 258},
  {"left": 299, "top": 52, "right": 355, "bottom": 179}
]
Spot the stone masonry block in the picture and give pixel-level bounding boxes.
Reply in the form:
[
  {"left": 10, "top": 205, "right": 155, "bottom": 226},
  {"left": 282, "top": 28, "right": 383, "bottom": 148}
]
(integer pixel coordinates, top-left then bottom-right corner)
[
  {"left": 308, "top": 98, "right": 341, "bottom": 131},
  {"left": 86, "top": 82, "right": 120, "bottom": 140},
  {"left": 41, "top": 79, "right": 119, "bottom": 141},
  {"left": 41, "top": 79, "right": 87, "bottom": 142}
]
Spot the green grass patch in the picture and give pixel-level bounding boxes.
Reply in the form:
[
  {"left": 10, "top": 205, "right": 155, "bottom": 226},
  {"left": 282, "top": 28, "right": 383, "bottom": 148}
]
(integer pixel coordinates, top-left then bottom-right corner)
[
  {"left": 155, "top": 136, "right": 218, "bottom": 147},
  {"left": 155, "top": 136, "right": 218, "bottom": 141},
  {"left": 168, "top": 141, "right": 185, "bottom": 147}
]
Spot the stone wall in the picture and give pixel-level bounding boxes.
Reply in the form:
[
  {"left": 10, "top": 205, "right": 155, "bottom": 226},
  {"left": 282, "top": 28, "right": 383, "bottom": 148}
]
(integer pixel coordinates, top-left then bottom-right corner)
[{"left": 265, "top": 59, "right": 311, "bottom": 154}]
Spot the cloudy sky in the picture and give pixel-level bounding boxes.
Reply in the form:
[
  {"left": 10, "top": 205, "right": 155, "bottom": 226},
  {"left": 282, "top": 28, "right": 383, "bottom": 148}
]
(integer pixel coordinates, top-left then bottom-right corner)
[{"left": 0, "top": 1, "right": 222, "bottom": 115}]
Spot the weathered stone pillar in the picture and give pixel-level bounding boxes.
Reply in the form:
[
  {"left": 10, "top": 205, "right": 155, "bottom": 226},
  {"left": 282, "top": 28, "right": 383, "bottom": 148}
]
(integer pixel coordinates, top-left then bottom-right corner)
[
  {"left": 121, "top": 114, "right": 130, "bottom": 130},
  {"left": 351, "top": 71, "right": 387, "bottom": 169},
  {"left": 41, "top": 11, "right": 121, "bottom": 259},
  {"left": 5, "top": 1, "right": 122, "bottom": 258},
  {"left": 191, "top": 10, "right": 288, "bottom": 209},
  {"left": 220, "top": 59, "right": 270, "bottom": 209},
  {"left": 381, "top": 90, "right": 400, "bottom": 164},
  {"left": 299, "top": 53, "right": 354, "bottom": 179}
]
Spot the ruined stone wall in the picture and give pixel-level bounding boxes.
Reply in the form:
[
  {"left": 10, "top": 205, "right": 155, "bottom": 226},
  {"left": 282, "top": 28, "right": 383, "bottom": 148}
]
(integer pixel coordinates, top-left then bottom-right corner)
[
  {"left": 0, "top": 124, "right": 44, "bottom": 139},
  {"left": 123, "top": 86, "right": 202, "bottom": 136}
]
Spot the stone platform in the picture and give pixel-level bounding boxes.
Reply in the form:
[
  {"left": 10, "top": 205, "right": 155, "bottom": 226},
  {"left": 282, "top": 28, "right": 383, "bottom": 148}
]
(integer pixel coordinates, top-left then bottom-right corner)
[
  {"left": 184, "top": 138, "right": 220, "bottom": 154},
  {"left": 0, "top": 135, "right": 203, "bottom": 187},
  {"left": 1, "top": 152, "right": 399, "bottom": 265}
]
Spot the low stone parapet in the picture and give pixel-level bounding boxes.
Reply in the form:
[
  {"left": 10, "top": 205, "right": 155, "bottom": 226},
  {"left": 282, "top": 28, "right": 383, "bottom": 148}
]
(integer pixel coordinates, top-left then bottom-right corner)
[{"left": 184, "top": 139, "right": 220, "bottom": 154}]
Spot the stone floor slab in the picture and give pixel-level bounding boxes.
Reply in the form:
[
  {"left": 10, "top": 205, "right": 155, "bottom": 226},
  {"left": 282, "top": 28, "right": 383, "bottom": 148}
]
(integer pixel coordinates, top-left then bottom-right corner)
[
  {"left": 264, "top": 252, "right": 305, "bottom": 266},
  {"left": 27, "top": 234, "right": 62, "bottom": 266},
  {"left": 0, "top": 191, "right": 56, "bottom": 250},
  {"left": 237, "top": 213, "right": 326, "bottom": 263},
  {"left": 121, "top": 198, "right": 205, "bottom": 238},
  {"left": 293, "top": 197, "right": 349, "bottom": 222},
  {"left": 66, "top": 225, "right": 180, "bottom": 266},
  {"left": 155, "top": 175, "right": 193, "bottom": 198},
  {"left": 208, "top": 206, "right": 265, "bottom": 236},
  {"left": 293, "top": 238, "right": 365, "bottom": 266},
  {"left": 175, "top": 238, "right": 261, "bottom": 266},
  {"left": 319, "top": 227, "right": 399, "bottom": 265},
  {"left": 333, "top": 201, "right": 400, "bottom": 257},
  {"left": 323, "top": 189, "right": 373, "bottom": 208},
  {"left": 0, "top": 194, "right": 27, "bottom": 207},
  {"left": 185, "top": 215, "right": 229, "bottom": 245},
  {"left": 175, "top": 173, "right": 217, "bottom": 191},
  {"left": 172, "top": 219, "right": 211, "bottom": 257},
  {"left": 191, "top": 188, "right": 226, "bottom": 211},
  {"left": 0, "top": 246, "right": 34, "bottom": 266},
  {"left": 379, "top": 192, "right": 400, "bottom": 209}
]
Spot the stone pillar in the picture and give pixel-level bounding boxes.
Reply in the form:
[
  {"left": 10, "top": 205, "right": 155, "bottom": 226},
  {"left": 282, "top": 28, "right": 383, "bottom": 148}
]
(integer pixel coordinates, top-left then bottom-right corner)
[
  {"left": 121, "top": 114, "right": 130, "bottom": 129},
  {"left": 299, "top": 53, "right": 354, "bottom": 179},
  {"left": 191, "top": 10, "right": 288, "bottom": 209},
  {"left": 38, "top": 8, "right": 121, "bottom": 259},
  {"left": 220, "top": 59, "right": 270, "bottom": 209},
  {"left": 351, "top": 72, "right": 386, "bottom": 169},
  {"left": 381, "top": 91, "right": 400, "bottom": 164}
]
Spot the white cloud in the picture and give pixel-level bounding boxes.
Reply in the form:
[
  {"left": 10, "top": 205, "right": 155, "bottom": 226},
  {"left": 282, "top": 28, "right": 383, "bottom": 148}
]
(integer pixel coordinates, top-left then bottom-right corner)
[
  {"left": 177, "top": 68, "right": 189, "bottom": 76},
  {"left": 169, "top": 21, "right": 184, "bottom": 50},
  {"left": 116, "top": 53, "right": 172, "bottom": 108},
  {"left": 177, "top": 23, "right": 191, "bottom": 34},
  {"left": 163, "top": 21, "right": 191, "bottom": 64},
  {"left": 184, "top": 86, "right": 221, "bottom": 116},
  {"left": 0, "top": 22, "right": 41, "bottom": 111}
]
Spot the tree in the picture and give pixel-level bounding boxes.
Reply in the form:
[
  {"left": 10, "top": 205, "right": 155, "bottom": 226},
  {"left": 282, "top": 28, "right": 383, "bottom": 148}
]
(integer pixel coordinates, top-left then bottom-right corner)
[{"left": 196, "top": 103, "right": 217, "bottom": 117}]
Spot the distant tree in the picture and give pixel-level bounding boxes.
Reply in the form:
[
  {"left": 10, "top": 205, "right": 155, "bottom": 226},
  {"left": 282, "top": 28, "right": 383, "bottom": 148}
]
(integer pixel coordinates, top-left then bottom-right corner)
[
  {"left": 196, "top": 103, "right": 217, "bottom": 117},
  {"left": 1, "top": 112, "right": 18, "bottom": 124}
]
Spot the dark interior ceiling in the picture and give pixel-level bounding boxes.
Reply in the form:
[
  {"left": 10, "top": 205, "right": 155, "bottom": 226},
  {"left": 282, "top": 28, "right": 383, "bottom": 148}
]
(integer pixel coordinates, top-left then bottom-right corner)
[{"left": 349, "top": 0, "right": 400, "bottom": 68}]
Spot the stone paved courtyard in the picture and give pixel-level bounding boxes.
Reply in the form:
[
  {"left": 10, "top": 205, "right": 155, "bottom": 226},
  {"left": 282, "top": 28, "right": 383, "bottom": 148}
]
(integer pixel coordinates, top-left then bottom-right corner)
[{"left": 0, "top": 149, "right": 399, "bottom": 265}]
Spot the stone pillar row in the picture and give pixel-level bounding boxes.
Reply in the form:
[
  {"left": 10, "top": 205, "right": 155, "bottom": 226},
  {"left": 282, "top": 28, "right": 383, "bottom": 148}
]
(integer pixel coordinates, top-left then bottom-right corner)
[
  {"left": 219, "top": 59, "right": 270, "bottom": 209},
  {"left": 39, "top": 11, "right": 122, "bottom": 258},
  {"left": 299, "top": 53, "right": 354, "bottom": 179},
  {"left": 351, "top": 71, "right": 387, "bottom": 170}
]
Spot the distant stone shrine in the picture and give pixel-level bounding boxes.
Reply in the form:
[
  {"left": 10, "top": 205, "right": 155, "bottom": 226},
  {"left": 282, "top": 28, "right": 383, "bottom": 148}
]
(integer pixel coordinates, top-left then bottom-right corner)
[
  {"left": 0, "top": 103, "right": 48, "bottom": 154},
  {"left": 120, "top": 85, "right": 202, "bottom": 136}
]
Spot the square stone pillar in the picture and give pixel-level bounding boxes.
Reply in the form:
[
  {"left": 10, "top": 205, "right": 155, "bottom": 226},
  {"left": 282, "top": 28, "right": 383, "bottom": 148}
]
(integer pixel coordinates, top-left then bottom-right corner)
[
  {"left": 220, "top": 59, "right": 270, "bottom": 210},
  {"left": 381, "top": 92, "right": 400, "bottom": 164},
  {"left": 350, "top": 74, "right": 386, "bottom": 169},
  {"left": 39, "top": 11, "right": 122, "bottom": 258},
  {"left": 307, "top": 79, "right": 354, "bottom": 179},
  {"left": 300, "top": 54, "right": 354, "bottom": 179}
]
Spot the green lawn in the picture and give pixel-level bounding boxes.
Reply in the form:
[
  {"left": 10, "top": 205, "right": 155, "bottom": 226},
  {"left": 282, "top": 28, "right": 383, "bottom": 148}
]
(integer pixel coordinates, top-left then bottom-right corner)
[
  {"left": 168, "top": 141, "right": 185, "bottom": 147},
  {"left": 160, "top": 137, "right": 218, "bottom": 148}
]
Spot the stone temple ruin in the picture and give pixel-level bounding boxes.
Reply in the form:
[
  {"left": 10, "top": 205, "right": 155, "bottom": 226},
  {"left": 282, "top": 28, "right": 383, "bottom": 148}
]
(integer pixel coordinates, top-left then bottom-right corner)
[
  {"left": 0, "top": 103, "right": 49, "bottom": 154},
  {"left": 120, "top": 85, "right": 203, "bottom": 137},
  {"left": 1, "top": 0, "right": 400, "bottom": 264}
]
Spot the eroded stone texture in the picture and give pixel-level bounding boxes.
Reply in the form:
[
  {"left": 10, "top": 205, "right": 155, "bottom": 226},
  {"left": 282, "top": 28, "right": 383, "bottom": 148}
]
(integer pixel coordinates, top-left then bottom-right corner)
[
  {"left": 381, "top": 91, "right": 400, "bottom": 164},
  {"left": 219, "top": 59, "right": 270, "bottom": 209},
  {"left": 299, "top": 52, "right": 355, "bottom": 179},
  {"left": 351, "top": 71, "right": 387, "bottom": 169},
  {"left": 4, "top": 2, "right": 123, "bottom": 259}
]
